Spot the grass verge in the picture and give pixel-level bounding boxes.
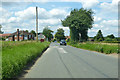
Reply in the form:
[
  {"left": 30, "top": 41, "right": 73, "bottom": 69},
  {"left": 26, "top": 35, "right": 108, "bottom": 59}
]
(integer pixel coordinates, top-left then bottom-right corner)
[
  {"left": 68, "top": 42, "right": 119, "bottom": 54},
  {"left": 2, "top": 41, "right": 50, "bottom": 79}
]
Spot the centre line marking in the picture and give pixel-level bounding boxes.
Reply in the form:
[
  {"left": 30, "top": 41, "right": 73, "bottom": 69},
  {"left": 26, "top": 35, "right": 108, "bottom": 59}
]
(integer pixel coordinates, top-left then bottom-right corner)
[{"left": 58, "top": 48, "right": 67, "bottom": 54}]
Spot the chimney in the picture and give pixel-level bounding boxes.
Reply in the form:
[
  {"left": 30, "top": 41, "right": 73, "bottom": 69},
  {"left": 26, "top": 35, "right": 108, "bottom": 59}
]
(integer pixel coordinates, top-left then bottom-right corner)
[{"left": 17, "top": 29, "right": 19, "bottom": 41}]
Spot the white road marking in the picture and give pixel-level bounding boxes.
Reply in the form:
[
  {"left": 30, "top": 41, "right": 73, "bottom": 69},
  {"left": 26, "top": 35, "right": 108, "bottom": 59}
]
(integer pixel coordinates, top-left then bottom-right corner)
[
  {"left": 58, "top": 48, "right": 67, "bottom": 54},
  {"left": 52, "top": 46, "right": 59, "bottom": 48}
]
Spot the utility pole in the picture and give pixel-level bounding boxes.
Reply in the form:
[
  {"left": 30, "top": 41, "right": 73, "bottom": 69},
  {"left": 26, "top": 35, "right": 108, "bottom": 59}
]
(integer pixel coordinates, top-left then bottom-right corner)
[{"left": 36, "top": 6, "right": 38, "bottom": 42}]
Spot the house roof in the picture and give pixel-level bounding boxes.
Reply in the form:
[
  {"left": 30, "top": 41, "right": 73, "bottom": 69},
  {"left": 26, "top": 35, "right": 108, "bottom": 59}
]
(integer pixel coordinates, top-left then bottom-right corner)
[
  {"left": 0, "top": 33, "right": 11, "bottom": 37},
  {"left": 65, "top": 36, "right": 70, "bottom": 38},
  {"left": 10, "top": 30, "right": 33, "bottom": 36}
]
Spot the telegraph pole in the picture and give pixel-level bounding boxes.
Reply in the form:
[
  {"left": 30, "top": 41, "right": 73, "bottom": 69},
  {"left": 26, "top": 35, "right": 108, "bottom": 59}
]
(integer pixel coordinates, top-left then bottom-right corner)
[{"left": 36, "top": 6, "right": 38, "bottom": 42}]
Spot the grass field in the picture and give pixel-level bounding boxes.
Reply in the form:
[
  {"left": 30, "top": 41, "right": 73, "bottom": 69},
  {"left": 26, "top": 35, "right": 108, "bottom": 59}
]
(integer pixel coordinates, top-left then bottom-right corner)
[
  {"left": 68, "top": 42, "right": 119, "bottom": 54},
  {"left": 0, "top": 42, "right": 1, "bottom": 80},
  {"left": 2, "top": 41, "right": 50, "bottom": 79}
]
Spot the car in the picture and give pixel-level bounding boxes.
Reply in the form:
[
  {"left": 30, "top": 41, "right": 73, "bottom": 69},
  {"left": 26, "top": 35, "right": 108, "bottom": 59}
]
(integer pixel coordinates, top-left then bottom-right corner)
[{"left": 60, "top": 40, "right": 67, "bottom": 45}]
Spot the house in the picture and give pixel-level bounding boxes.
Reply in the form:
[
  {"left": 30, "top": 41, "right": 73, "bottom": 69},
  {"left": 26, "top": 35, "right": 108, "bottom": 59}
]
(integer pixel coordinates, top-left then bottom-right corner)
[
  {"left": 0, "top": 33, "right": 11, "bottom": 40},
  {"left": 65, "top": 36, "right": 70, "bottom": 41},
  {"left": 8, "top": 29, "right": 34, "bottom": 41},
  {"left": 35, "top": 33, "right": 45, "bottom": 40},
  {"left": 88, "top": 37, "right": 94, "bottom": 41},
  {"left": 0, "top": 33, "right": 11, "bottom": 38}
]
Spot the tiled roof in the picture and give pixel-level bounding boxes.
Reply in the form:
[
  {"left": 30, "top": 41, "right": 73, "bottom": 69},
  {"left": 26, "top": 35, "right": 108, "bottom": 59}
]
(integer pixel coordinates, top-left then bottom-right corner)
[
  {"left": 65, "top": 36, "right": 70, "bottom": 38},
  {"left": 0, "top": 33, "right": 11, "bottom": 37},
  {"left": 10, "top": 31, "right": 33, "bottom": 36}
]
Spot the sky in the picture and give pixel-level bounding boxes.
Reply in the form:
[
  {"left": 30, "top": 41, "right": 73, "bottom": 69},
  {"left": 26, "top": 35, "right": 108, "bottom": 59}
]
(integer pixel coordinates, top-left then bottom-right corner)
[{"left": 0, "top": 0, "right": 119, "bottom": 37}]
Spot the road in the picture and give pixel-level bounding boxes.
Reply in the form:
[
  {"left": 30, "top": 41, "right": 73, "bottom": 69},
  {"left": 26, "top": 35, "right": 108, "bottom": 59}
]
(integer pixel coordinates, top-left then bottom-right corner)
[{"left": 24, "top": 42, "right": 118, "bottom": 78}]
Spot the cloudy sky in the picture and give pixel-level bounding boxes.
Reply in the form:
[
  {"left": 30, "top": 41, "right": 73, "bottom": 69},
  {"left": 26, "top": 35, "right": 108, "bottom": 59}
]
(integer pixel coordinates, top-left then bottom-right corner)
[{"left": 0, "top": 0, "right": 119, "bottom": 37}]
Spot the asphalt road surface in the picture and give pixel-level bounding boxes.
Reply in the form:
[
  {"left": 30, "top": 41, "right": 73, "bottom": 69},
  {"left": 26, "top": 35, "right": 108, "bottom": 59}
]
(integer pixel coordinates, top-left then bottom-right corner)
[{"left": 24, "top": 42, "right": 118, "bottom": 78}]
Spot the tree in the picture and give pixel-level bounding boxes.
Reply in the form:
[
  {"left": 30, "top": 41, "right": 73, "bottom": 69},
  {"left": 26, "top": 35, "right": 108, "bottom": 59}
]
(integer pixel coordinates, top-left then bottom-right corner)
[
  {"left": 94, "top": 30, "right": 104, "bottom": 41},
  {"left": 55, "top": 28, "right": 65, "bottom": 41},
  {"left": 104, "top": 34, "right": 116, "bottom": 41},
  {"left": 0, "top": 24, "right": 4, "bottom": 34},
  {"left": 61, "top": 8, "right": 94, "bottom": 42},
  {"left": 30, "top": 30, "right": 36, "bottom": 36},
  {"left": 42, "top": 27, "right": 53, "bottom": 41},
  {"left": 106, "top": 34, "right": 115, "bottom": 39},
  {"left": 25, "top": 30, "right": 29, "bottom": 33}
]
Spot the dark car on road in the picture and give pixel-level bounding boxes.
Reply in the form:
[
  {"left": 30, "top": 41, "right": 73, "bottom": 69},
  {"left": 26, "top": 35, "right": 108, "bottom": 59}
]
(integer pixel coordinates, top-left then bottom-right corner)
[{"left": 60, "top": 40, "right": 67, "bottom": 45}]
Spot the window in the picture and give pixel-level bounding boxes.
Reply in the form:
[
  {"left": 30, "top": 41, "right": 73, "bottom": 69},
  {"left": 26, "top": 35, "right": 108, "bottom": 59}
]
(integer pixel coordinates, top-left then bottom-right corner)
[
  {"left": 15, "top": 35, "right": 17, "bottom": 37},
  {"left": 24, "top": 37, "right": 27, "bottom": 40},
  {"left": 19, "top": 35, "right": 22, "bottom": 37},
  {"left": 29, "top": 35, "right": 31, "bottom": 38}
]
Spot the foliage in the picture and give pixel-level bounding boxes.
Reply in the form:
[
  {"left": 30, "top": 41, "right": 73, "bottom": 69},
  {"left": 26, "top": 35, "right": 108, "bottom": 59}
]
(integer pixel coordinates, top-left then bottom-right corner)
[
  {"left": 62, "top": 8, "right": 94, "bottom": 42},
  {"left": 30, "top": 30, "right": 36, "bottom": 36},
  {"left": 52, "top": 38, "right": 57, "bottom": 42},
  {"left": 94, "top": 30, "right": 104, "bottom": 41},
  {"left": 55, "top": 28, "right": 65, "bottom": 41},
  {"left": 0, "top": 24, "right": 4, "bottom": 34},
  {"left": 66, "top": 38, "right": 70, "bottom": 42},
  {"left": 25, "top": 30, "right": 29, "bottom": 33},
  {"left": 42, "top": 27, "right": 53, "bottom": 42},
  {"left": 104, "top": 34, "right": 116, "bottom": 42},
  {"left": 2, "top": 37, "right": 5, "bottom": 41},
  {"left": 102, "top": 41, "right": 119, "bottom": 43},
  {"left": 68, "top": 42, "right": 118, "bottom": 54},
  {"left": 2, "top": 41, "right": 50, "bottom": 79},
  {"left": 106, "top": 34, "right": 115, "bottom": 39}
]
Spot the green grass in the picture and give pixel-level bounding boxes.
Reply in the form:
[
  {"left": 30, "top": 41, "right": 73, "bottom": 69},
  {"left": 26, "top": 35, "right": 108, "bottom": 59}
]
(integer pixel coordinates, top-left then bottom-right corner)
[
  {"left": 68, "top": 42, "right": 119, "bottom": 54},
  {"left": 2, "top": 41, "right": 50, "bottom": 79},
  {"left": 0, "top": 50, "right": 1, "bottom": 80}
]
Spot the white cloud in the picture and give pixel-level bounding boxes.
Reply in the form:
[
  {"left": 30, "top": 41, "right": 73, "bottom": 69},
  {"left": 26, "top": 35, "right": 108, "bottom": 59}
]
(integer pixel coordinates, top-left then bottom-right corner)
[
  {"left": 93, "top": 24, "right": 99, "bottom": 28},
  {"left": 2, "top": 0, "right": 99, "bottom": 9},
  {"left": 80, "top": 0, "right": 99, "bottom": 8},
  {"left": 8, "top": 17, "right": 17, "bottom": 23},
  {"left": 100, "top": 0, "right": 119, "bottom": 14},
  {"left": 38, "top": 19, "right": 60, "bottom": 25},
  {"left": 1, "top": 6, "right": 70, "bottom": 33},
  {"left": 89, "top": 19, "right": 118, "bottom": 37},
  {"left": 0, "top": 7, "right": 13, "bottom": 18},
  {"left": 58, "top": 26, "right": 69, "bottom": 30},
  {"left": 15, "top": 7, "right": 36, "bottom": 20},
  {"left": 94, "top": 16, "right": 102, "bottom": 22},
  {"left": 49, "top": 8, "right": 69, "bottom": 19},
  {"left": 15, "top": 7, "right": 69, "bottom": 21},
  {"left": 100, "top": 20, "right": 118, "bottom": 27}
]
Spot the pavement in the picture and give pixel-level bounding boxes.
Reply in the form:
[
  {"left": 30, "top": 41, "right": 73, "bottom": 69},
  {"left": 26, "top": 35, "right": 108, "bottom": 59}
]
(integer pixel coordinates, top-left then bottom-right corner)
[{"left": 24, "top": 42, "right": 118, "bottom": 78}]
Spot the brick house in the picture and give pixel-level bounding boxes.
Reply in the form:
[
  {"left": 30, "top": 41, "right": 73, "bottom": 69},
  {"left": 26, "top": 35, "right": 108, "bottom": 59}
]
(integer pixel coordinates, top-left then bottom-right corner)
[
  {"left": 0, "top": 33, "right": 11, "bottom": 38},
  {"left": 65, "top": 36, "right": 70, "bottom": 41},
  {"left": 8, "top": 29, "right": 34, "bottom": 41},
  {"left": 0, "top": 33, "right": 11, "bottom": 40}
]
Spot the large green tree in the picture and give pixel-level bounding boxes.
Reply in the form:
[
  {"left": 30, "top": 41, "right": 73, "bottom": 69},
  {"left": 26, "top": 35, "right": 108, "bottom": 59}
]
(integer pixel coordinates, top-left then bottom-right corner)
[
  {"left": 55, "top": 28, "right": 65, "bottom": 41},
  {"left": 42, "top": 27, "right": 53, "bottom": 41},
  {"left": 30, "top": 30, "right": 36, "bottom": 36},
  {"left": 61, "top": 8, "right": 94, "bottom": 42},
  {"left": 25, "top": 30, "right": 29, "bottom": 33},
  {"left": 94, "top": 30, "right": 104, "bottom": 41}
]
